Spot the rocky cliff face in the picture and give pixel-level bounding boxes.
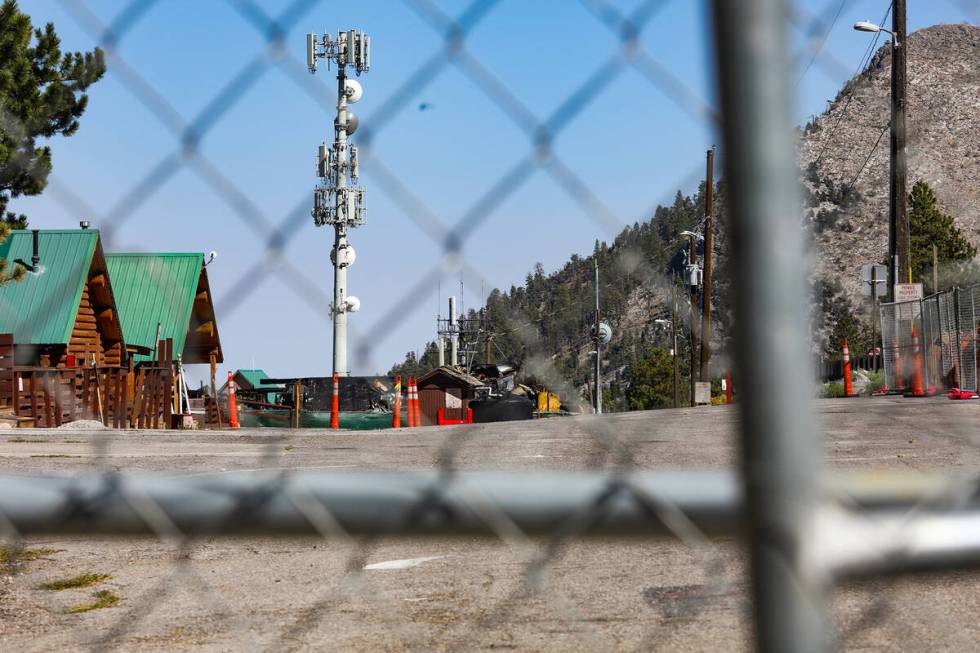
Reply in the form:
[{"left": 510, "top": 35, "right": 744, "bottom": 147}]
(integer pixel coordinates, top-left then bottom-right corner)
[
  {"left": 800, "top": 24, "right": 980, "bottom": 305},
  {"left": 604, "top": 24, "right": 980, "bottom": 367}
]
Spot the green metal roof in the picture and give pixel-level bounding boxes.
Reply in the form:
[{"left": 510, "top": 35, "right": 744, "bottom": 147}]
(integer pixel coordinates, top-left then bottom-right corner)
[
  {"left": 105, "top": 253, "right": 203, "bottom": 363},
  {"left": 235, "top": 369, "right": 281, "bottom": 390},
  {"left": 0, "top": 230, "right": 99, "bottom": 344}
]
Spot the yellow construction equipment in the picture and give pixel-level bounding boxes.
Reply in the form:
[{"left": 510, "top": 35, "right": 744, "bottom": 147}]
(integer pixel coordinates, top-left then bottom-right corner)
[{"left": 537, "top": 390, "right": 561, "bottom": 413}]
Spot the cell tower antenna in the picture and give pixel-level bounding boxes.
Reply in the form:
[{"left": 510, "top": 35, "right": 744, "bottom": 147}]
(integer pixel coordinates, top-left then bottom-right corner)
[{"left": 307, "top": 29, "right": 372, "bottom": 377}]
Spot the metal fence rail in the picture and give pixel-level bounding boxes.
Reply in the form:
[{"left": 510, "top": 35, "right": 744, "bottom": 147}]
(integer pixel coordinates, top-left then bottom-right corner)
[{"left": 2, "top": 469, "right": 978, "bottom": 579}]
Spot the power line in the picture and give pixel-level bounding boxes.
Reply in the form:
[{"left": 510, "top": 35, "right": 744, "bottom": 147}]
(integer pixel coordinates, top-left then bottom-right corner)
[
  {"left": 845, "top": 123, "right": 888, "bottom": 190},
  {"left": 813, "top": 2, "right": 892, "bottom": 166},
  {"left": 796, "top": 0, "right": 849, "bottom": 86}
]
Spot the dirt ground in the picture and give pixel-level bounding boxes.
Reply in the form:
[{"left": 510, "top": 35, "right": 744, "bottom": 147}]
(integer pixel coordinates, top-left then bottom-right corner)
[{"left": 1, "top": 397, "right": 978, "bottom": 651}]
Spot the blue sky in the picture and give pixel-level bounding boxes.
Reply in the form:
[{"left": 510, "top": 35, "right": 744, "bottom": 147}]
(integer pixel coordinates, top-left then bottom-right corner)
[{"left": 11, "top": 0, "right": 975, "bottom": 383}]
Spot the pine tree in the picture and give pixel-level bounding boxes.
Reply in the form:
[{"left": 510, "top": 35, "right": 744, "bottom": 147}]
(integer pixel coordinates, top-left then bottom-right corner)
[
  {"left": 387, "top": 341, "right": 441, "bottom": 378},
  {"left": 908, "top": 180, "right": 976, "bottom": 289},
  {"left": 0, "top": 0, "right": 105, "bottom": 237},
  {"left": 625, "top": 347, "right": 681, "bottom": 410}
]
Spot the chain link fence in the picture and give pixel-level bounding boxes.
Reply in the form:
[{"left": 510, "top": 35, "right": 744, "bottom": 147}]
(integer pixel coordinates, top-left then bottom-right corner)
[
  {"left": 881, "top": 284, "right": 980, "bottom": 393},
  {"left": 2, "top": 0, "right": 980, "bottom": 651}
]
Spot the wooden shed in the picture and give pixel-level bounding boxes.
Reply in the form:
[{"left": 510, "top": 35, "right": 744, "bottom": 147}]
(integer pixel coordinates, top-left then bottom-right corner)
[
  {"left": 0, "top": 229, "right": 125, "bottom": 367},
  {"left": 105, "top": 253, "right": 223, "bottom": 366},
  {"left": 417, "top": 366, "right": 486, "bottom": 426}
]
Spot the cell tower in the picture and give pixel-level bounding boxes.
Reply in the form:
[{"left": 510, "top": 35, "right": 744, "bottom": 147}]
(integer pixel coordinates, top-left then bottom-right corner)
[{"left": 307, "top": 30, "right": 371, "bottom": 376}]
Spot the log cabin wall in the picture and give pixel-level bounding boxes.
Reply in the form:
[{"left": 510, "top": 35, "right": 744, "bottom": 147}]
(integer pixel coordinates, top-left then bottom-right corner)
[
  {"left": 63, "top": 272, "right": 124, "bottom": 368},
  {"left": 0, "top": 334, "right": 12, "bottom": 407}
]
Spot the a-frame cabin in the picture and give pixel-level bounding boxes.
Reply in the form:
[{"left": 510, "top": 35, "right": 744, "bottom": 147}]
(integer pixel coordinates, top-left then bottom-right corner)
[{"left": 0, "top": 229, "right": 125, "bottom": 367}]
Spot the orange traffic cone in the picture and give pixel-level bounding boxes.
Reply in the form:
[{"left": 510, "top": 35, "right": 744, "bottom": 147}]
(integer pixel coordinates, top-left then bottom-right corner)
[
  {"left": 842, "top": 339, "right": 855, "bottom": 397},
  {"left": 910, "top": 326, "right": 925, "bottom": 397},
  {"left": 392, "top": 375, "right": 402, "bottom": 428},
  {"left": 227, "top": 371, "right": 240, "bottom": 429},
  {"left": 330, "top": 372, "right": 340, "bottom": 429},
  {"left": 405, "top": 377, "right": 414, "bottom": 427},
  {"left": 413, "top": 377, "right": 421, "bottom": 426},
  {"left": 408, "top": 377, "right": 418, "bottom": 427}
]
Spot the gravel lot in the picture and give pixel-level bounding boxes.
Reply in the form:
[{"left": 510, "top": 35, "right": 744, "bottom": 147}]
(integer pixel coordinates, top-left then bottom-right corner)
[{"left": 1, "top": 397, "right": 977, "bottom": 651}]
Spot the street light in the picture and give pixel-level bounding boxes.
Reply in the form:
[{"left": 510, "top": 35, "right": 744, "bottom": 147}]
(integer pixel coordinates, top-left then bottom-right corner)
[{"left": 853, "top": 21, "right": 899, "bottom": 45}]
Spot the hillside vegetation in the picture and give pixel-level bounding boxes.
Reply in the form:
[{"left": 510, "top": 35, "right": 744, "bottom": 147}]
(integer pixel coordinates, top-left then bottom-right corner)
[{"left": 391, "top": 24, "right": 980, "bottom": 411}]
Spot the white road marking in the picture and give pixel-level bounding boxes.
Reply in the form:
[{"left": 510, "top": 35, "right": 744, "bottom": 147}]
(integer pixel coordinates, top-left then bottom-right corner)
[
  {"left": 363, "top": 556, "right": 445, "bottom": 570},
  {"left": 182, "top": 464, "right": 359, "bottom": 477}
]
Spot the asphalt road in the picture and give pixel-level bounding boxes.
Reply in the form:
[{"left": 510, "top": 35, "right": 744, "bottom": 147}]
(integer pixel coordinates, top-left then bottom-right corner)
[{"left": 0, "top": 397, "right": 977, "bottom": 651}]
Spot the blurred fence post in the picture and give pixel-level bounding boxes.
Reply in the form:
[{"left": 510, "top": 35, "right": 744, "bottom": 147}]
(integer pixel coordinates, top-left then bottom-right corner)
[{"left": 711, "top": 1, "right": 828, "bottom": 651}]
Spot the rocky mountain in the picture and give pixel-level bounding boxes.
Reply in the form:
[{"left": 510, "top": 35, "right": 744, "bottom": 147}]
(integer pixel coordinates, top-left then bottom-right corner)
[
  {"left": 800, "top": 24, "right": 980, "bottom": 305},
  {"left": 618, "top": 23, "right": 980, "bottom": 359}
]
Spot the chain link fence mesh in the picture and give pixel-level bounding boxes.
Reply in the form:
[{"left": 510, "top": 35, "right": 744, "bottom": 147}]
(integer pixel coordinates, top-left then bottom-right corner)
[
  {"left": 882, "top": 284, "right": 980, "bottom": 393},
  {"left": 1, "top": 0, "right": 979, "bottom": 651}
]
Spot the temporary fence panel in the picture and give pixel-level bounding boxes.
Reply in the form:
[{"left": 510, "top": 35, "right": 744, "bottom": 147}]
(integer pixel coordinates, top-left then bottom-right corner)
[
  {"left": 879, "top": 301, "right": 922, "bottom": 392},
  {"left": 920, "top": 295, "right": 944, "bottom": 390},
  {"left": 881, "top": 286, "right": 980, "bottom": 392},
  {"left": 955, "top": 287, "right": 979, "bottom": 392},
  {"left": 938, "top": 290, "right": 958, "bottom": 383}
]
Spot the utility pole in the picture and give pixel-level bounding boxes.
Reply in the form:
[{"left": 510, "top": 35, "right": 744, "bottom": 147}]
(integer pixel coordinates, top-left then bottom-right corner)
[
  {"left": 594, "top": 259, "right": 602, "bottom": 415},
  {"left": 870, "top": 265, "right": 878, "bottom": 372},
  {"left": 890, "top": 0, "right": 909, "bottom": 298},
  {"left": 671, "top": 279, "right": 679, "bottom": 408},
  {"left": 932, "top": 243, "right": 938, "bottom": 293},
  {"left": 689, "top": 236, "right": 698, "bottom": 407},
  {"left": 699, "top": 146, "right": 715, "bottom": 383},
  {"left": 449, "top": 296, "right": 458, "bottom": 367},
  {"left": 308, "top": 31, "right": 371, "bottom": 377}
]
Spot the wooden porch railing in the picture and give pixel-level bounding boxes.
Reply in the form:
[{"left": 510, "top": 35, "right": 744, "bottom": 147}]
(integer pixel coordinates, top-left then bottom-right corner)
[{"left": 9, "top": 365, "right": 173, "bottom": 429}]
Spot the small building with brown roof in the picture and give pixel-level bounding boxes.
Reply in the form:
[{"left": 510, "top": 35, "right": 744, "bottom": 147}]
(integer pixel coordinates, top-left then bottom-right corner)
[{"left": 417, "top": 366, "right": 486, "bottom": 426}]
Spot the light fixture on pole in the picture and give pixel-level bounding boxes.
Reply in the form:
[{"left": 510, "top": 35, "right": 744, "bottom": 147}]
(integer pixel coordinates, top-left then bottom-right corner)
[{"left": 852, "top": 21, "right": 899, "bottom": 45}]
